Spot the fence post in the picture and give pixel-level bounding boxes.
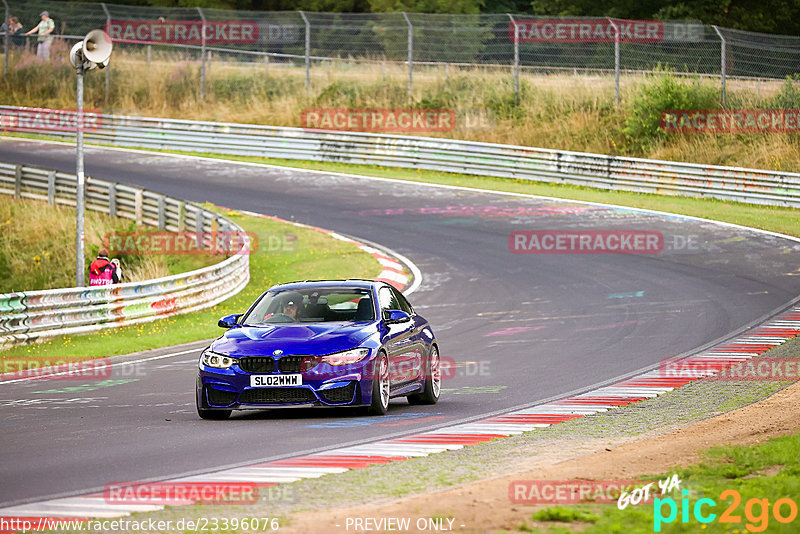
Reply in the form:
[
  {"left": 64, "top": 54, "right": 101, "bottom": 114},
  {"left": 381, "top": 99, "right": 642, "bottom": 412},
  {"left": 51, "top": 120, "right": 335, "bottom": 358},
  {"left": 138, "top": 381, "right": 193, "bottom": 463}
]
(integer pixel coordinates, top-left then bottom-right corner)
[
  {"left": 507, "top": 14, "right": 519, "bottom": 104},
  {"left": 101, "top": 3, "right": 111, "bottom": 99},
  {"left": 264, "top": 53, "right": 269, "bottom": 73},
  {"left": 47, "top": 170, "right": 56, "bottom": 205},
  {"left": 197, "top": 7, "right": 207, "bottom": 99},
  {"left": 13, "top": 164, "right": 21, "bottom": 199},
  {"left": 712, "top": 25, "right": 727, "bottom": 107},
  {"left": 3, "top": 0, "right": 9, "bottom": 75},
  {"left": 608, "top": 18, "right": 620, "bottom": 105},
  {"left": 299, "top": 11, "right": 310, "bottom": 89},
  {"left": 401, "top": 12, "right": 413, "bottom": 97},
  {"left": 108, "top": 182, "right": 116, "bottom": 217},
  {"left": 146, "top": 44, "right": 151, "bottom": 67}
]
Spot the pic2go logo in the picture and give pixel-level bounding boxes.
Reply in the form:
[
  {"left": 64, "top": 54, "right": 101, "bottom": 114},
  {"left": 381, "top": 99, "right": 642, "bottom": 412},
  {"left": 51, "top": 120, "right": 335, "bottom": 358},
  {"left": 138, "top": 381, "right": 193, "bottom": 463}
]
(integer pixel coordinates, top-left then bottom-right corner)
[{"left": 654, "top": 489, "right": 799, "bottom": 532}]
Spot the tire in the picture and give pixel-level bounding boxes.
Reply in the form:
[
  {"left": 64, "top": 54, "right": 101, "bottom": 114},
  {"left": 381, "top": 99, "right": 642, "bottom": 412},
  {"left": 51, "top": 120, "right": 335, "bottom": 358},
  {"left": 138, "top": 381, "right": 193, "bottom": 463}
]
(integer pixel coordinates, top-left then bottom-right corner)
[
  {"left": 197, "top": 386, "right": 232, "bottom": 420},
  {"left": 408, "top": 345, "right": 441, "bottom": 405},
  {"left": 366, "top": 351, "right": 390, "bottom": 415}
]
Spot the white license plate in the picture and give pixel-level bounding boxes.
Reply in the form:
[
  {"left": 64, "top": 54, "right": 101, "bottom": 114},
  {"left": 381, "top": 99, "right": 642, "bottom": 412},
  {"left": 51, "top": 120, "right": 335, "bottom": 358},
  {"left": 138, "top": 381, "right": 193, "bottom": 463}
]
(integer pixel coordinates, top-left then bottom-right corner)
[{"left": 250, "top": 374, "right": 302, "bottom": 387}]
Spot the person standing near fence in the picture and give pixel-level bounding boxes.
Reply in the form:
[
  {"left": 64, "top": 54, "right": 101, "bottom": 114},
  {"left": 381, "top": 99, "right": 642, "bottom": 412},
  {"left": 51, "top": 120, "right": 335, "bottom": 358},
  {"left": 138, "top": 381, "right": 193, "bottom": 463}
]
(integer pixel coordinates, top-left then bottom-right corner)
[
  {"left": 89, "top": 248, "right": 120, "bottom": 286},
  {"left": 24, "top": 11, "right": 54, "bottom": 60}
]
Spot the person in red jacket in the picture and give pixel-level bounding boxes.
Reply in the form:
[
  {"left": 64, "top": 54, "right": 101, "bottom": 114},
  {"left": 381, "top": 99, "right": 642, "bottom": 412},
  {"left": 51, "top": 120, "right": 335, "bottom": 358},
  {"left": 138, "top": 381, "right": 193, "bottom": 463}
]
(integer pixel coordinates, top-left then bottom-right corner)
[{"left": 89, "top": 248, "right": 120, "bottom": 286}]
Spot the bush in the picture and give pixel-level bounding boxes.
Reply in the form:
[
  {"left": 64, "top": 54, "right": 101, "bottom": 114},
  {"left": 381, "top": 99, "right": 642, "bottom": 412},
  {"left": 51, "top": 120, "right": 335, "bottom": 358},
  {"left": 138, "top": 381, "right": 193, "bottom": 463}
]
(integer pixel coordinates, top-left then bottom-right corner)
[
  {"left": 624, "top": 75, "right": 720, "bottom": 152},
  {"left": 769, "top": 74, "right": 800, "bottom": 109}
]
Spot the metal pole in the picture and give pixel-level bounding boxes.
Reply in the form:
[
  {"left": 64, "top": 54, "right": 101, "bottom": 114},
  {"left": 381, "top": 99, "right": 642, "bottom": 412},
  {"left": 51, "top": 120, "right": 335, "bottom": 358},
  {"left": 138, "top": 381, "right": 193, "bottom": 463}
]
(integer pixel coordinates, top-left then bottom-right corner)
[
  {"left": 712, "top": 25, "right": 727, "bottom": 107},
  {"left": 608, "top": 18, "right": 620, "bottom": 105},
  {"left": 299, "top": 11, "right": 310, "bottom": 89},
  {"left": 75, "top": 66, "right": 86, "bottom": 286},
  {"left": 402, "top": 12, "right": 412, "bottom": 97},
  {"left": 3, "top": 0, "right": 9, "bottom": 75},
  {"left": 507, "top": 14, "right": 519, "bottom": 104},
  {"left": 101, "top": 3, "right": 111, "bottom": 99},
  {"left": 197, "top": 7, "right": 206, "bottom": 99}
]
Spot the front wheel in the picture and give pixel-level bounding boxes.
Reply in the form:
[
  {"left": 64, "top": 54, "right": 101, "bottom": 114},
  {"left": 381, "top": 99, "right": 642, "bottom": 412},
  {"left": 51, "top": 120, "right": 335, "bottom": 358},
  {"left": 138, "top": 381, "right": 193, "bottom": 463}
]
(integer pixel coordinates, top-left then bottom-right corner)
[
  {"left": 366, "top": 351, "right": 390, "bottom": 415},
  {"left": 408, "top": 345, "right": 441, "bottom": 405}
]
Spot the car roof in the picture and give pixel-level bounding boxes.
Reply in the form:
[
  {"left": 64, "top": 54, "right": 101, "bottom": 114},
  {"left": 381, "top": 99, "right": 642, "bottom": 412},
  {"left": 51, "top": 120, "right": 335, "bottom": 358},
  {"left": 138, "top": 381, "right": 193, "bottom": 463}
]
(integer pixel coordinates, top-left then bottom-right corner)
[{"left": 268, "top": 279, "right": 382, "bottom": 292}]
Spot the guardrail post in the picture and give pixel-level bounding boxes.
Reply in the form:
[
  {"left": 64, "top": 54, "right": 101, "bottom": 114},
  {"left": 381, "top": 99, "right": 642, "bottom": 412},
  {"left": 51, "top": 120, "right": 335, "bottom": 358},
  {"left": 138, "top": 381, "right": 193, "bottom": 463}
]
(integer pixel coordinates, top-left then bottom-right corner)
[
  {"left": 402, "top": 12, "right": 413, "bottom": 97},
  {"left": 178, "top": 201, "right": 185, "bottom": 231},
  {"left": 194, "top": 208, "right": 203, "bottom": 247},
  {"left": 298, "top": 11, "right": 310, "bottom": 89},
  {"left": 507, "top": 14, "right": 519, "bottom": 104},
  {"left": 608, "top": 18, "right": 620, "bottom": 106},
  {"left": 134, "top": 189, "right": 143, "bottom": 225},
  {"left": 146, "top": 44, "right": 151, "bottom": 67},
  {"left": 264, "top": 53, "right": 269, "bottom": 73},
  {"left": 101, "top": 3, "right": 111, "bottom": 100},
  {"left": 197, "top": 7, "right": 207, "bottom": 99},
  {"left": 157, "top": 196, "right": 165, "bottom": 230},
  {"left": 712, "top": 25, "right": 727, "bottom": 107},
  {"left": 47, "top": 170, "right": 55, "bottom": 205},
  {"left": 3, "top": 0, "right": 9, "bottom": 75},
  {"left": 13, "top": 164, "right": 21, "bottom": 199},
  {"left": 108, "top": 182, "right": 116, "bottom": 217}
]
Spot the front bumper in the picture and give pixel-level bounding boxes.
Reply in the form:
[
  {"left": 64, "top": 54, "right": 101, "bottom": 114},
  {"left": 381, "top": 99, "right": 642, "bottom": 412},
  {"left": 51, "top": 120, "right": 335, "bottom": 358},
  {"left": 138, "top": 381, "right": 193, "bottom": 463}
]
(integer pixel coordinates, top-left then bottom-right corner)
[{"left": 197, "top": 360, "right": 376, "bottom": 410}]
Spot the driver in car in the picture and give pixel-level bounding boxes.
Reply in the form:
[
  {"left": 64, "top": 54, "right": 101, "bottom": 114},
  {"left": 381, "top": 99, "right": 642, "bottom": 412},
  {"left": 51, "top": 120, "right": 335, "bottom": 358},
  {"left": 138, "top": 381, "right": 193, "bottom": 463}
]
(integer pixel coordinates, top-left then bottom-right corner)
[{"left": 283, "top": 299, "right": 299, "bottom": 320}]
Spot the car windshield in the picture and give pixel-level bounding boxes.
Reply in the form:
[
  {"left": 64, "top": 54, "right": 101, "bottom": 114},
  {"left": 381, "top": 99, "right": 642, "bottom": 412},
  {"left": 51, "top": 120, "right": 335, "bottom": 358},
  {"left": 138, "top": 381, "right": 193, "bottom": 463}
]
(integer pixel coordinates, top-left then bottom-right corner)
[{"left": 242, "top": 288, "right": 375, "bottom": 324}]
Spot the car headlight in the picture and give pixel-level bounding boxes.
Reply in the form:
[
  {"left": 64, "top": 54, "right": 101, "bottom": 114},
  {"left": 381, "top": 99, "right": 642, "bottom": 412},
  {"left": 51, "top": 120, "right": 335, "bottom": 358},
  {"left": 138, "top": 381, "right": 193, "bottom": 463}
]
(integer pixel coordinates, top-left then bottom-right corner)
[
  {"left": 201, "top": 349, "right": 239, "bottom": 369},
  {"left": 320, "top": 348, "right": 370, "bottom": 366}
]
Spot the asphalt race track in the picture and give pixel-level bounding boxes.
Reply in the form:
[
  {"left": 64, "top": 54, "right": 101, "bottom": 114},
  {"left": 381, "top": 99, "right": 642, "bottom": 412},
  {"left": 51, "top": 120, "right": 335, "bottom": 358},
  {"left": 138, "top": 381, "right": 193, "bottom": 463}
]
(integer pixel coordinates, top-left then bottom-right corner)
[{"left": 2, "top": 139, "right": 799, "bottom": 507}]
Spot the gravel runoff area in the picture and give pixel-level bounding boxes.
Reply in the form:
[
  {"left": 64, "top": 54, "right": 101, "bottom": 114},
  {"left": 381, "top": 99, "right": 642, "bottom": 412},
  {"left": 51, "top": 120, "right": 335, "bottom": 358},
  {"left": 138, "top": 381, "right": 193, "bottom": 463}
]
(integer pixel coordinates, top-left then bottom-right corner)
[{"left": 101, "top": 335, "right": 800, "bottom": 533}]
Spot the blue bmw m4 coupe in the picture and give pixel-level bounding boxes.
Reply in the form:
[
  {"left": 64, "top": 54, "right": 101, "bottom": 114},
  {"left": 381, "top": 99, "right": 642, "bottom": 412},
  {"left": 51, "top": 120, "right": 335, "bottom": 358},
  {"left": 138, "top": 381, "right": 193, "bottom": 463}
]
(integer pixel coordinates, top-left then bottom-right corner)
[{"left": 196, "top": 280, "right": 441, "bottom": 419}]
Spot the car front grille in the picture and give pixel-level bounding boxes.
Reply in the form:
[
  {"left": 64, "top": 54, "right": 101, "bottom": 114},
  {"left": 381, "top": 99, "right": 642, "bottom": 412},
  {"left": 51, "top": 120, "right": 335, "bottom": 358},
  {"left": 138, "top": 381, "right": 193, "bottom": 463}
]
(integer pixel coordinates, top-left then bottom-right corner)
[
  {"left": 207, "top": 387, "right": 237, "bottom": 406},
  {"left": 238, "top": 356, "right": 275, "bottom": 373},
  {"left": 277, "top": 355, "right": 304, "bottom": 373},
  {"left": 239, "top": 387, "right": 317, "bottom": 404},
  {"left": 320, "top": 382, "right": 356, "bottom": 404}
]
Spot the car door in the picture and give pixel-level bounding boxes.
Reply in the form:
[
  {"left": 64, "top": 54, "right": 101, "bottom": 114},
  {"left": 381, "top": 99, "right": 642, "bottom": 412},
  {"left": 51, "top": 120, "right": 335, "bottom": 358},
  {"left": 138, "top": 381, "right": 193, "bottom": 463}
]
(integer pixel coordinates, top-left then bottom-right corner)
[
  {"left": 390, "top": 286, "right": 427, "bottom": 383},
  {"left": 378, "top": 286, "right": 417, "bottom": 386}
]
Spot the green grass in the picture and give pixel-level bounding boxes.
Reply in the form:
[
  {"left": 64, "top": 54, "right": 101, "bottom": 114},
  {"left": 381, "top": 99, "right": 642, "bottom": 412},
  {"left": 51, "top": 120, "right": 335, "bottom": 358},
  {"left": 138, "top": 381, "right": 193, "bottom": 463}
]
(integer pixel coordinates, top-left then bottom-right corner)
[
  {"left": 0, "top": 204, "right": 381, "bottom": 363},
  {"left": 517, "top": 430, "right": 800, "bottom": 533}
]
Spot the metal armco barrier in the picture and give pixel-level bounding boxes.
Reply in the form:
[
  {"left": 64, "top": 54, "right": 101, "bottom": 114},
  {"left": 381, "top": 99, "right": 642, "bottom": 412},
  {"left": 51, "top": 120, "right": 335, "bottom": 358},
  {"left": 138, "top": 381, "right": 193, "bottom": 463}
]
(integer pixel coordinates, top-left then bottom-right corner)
[
  {"left": 1, "top": 106, "right": 798, "bottom": 208},
  {"left": 0, "top": 161, "right": 250, "bottom": 349}
]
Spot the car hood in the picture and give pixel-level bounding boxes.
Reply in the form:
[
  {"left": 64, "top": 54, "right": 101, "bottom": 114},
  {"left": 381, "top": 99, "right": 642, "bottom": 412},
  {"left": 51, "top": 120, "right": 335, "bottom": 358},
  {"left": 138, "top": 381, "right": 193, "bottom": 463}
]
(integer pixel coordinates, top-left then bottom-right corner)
[{"left": 211, "top": 322, "right": 377, "bottom": 357}]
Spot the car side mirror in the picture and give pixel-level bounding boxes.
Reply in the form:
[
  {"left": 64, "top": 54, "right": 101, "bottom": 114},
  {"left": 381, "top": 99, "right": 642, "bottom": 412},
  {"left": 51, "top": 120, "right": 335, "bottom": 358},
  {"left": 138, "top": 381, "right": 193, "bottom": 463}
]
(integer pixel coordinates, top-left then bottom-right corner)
[
  {"left": 384, "top": 310, "right": 411, "bottom": 324},
  {"left": 218, "top": 313, "right": 242, "bottom": 328}
]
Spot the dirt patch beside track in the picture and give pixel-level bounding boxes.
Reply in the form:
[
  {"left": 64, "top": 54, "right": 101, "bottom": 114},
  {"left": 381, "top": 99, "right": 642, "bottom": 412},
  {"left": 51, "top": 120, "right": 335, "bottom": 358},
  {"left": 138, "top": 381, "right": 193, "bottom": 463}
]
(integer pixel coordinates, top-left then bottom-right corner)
[{"left": 283, "top": 378, "right": 800, "bottom": 533}]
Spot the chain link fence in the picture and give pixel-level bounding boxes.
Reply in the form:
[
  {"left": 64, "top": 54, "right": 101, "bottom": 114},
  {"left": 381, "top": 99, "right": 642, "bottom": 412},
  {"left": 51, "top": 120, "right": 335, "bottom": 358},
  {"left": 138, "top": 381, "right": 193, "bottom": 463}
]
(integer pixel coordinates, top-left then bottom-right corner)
[{"left": 2, "top": 1, "right": 800, "bottom": 104}]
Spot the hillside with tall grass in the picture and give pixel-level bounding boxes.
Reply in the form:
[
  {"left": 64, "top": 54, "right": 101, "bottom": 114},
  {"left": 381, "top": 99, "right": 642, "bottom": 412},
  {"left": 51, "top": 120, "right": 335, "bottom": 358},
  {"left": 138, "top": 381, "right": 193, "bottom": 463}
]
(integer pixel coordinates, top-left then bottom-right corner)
[
  {"left": 2, "top": 45, "right": 800, "bottom": 171},
  {"left": 0, "top": 197, "right": 218, "bottom": 292}
]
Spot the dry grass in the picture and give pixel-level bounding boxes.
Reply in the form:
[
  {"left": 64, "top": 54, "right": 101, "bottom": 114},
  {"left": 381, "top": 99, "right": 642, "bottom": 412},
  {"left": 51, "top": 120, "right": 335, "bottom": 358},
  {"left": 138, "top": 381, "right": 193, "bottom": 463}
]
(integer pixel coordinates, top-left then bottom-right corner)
[
  {"left": 0, "top": 197, "right": 214, "bottom": 292},
  {"left": 1, "top": 42, "right": 799, "bottom": 171}
]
